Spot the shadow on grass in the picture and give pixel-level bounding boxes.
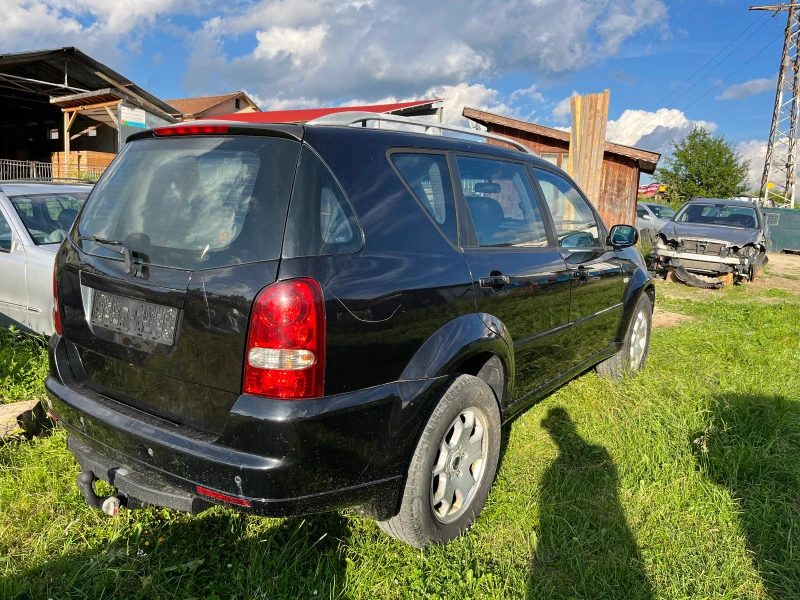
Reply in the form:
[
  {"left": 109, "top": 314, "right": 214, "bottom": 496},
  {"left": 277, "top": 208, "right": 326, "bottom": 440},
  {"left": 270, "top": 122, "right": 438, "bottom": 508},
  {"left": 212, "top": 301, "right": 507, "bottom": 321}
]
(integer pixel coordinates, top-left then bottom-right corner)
[
  {"left": 528, "top": 407, "right": 653, "bottom": 600},
  {"left": 693, "top": 393, "right": 800, "bottom": 599},
  {"left": 1, "top": 510, "right": 354, "bottom": 600}
]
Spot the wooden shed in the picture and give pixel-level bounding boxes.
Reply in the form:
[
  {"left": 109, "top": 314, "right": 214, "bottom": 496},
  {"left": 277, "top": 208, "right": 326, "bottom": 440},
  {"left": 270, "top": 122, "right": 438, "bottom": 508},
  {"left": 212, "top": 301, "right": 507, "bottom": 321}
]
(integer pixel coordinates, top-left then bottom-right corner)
[{"left": 463, "top": 108, "right": 661, "bottom": 228}]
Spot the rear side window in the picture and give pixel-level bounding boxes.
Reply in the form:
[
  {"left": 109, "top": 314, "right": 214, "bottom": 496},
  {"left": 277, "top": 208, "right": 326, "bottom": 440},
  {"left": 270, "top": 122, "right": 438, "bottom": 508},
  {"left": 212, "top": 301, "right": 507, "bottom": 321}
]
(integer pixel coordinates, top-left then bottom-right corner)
[
  {"left": 0, "top": 211, "right": 12, "bottom": 252},
  {"left": 282, "top": 146, "right": 362, "bottom": 258},
  {"left": 77, "top": 136, "right": 300, "bottom": 270},
  {"left": 391, "top": 153, "right": 458, "bottom": 244}
]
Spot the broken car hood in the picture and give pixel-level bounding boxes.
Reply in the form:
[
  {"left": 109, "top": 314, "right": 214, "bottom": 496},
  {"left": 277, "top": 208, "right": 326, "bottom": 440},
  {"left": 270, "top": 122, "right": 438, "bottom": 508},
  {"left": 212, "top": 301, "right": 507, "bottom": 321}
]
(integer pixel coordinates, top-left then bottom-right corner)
[{"left": 658, "top": 222, "right": 762, "bottom": 247}]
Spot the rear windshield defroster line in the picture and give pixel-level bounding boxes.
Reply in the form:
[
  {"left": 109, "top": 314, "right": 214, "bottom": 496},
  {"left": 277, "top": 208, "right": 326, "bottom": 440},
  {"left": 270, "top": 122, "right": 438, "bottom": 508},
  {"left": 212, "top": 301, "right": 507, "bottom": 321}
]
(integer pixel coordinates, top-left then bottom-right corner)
[{"left": 75, "top": 136, "right": 301, "bottom": 270}]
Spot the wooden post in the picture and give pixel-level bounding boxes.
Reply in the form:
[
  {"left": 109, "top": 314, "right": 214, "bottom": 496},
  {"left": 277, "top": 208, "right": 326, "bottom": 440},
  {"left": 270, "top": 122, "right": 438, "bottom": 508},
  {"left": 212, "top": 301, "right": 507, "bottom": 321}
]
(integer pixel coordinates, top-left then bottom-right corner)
[
  {"left": 568, "top": 90, "right": 610, "bottom": 203},
  {"left": 63, "top": 110, "right": 70, "bottom": 176}
]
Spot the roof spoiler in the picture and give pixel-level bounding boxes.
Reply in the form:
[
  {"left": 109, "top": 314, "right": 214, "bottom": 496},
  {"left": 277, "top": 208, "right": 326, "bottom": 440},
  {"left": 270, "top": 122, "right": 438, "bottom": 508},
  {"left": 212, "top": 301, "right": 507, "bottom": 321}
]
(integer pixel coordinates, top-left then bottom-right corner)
[{"left": 308, "top": 111, "right": 537, "bottom": 156}]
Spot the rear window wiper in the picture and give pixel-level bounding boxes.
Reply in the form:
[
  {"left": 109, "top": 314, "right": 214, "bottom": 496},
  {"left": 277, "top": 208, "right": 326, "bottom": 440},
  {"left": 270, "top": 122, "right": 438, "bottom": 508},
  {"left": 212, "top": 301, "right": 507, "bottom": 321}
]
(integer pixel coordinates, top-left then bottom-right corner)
[{"left": 78, "top": 235, "right": 146, "bottom": 278}]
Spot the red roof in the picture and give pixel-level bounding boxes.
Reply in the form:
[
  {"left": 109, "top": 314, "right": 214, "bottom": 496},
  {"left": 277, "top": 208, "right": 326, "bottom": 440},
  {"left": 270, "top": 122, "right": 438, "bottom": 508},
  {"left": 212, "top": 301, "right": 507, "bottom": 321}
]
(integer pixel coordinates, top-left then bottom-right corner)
[{"left": 203, "top": 99, "right": 441, "bottom": 123}]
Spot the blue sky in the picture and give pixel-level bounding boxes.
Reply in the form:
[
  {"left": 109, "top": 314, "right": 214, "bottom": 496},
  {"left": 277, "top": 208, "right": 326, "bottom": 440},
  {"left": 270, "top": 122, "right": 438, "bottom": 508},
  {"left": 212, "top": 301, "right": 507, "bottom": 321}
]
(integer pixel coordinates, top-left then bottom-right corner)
[{"left": 4, "top": 0, "right": 785, "bottom": 186}]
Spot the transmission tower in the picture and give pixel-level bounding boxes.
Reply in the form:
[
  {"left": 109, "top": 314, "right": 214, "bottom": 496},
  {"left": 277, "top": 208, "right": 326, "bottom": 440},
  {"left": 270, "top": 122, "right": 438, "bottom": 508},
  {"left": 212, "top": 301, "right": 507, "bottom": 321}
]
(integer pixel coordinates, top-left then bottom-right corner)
[{"left": 751, "top": 2, "right": 800, "bottom": 207}]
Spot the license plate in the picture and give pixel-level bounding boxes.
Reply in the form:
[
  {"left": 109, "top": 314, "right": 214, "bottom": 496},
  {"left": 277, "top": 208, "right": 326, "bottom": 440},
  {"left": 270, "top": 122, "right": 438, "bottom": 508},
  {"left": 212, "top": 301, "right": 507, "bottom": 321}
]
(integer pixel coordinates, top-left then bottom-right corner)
[{"left": 91, "top": 290, "right": 179, "bottom": 345}]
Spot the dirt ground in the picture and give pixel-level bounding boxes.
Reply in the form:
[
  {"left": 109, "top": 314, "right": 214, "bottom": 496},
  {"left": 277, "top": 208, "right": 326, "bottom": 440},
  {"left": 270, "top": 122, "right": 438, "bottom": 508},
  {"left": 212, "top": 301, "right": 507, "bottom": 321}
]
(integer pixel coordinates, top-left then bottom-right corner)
[
  {"left": 756, "top": 252, "right": 800, "bottom": 294},
  {"left": 655, "top": 252, "right": 800, "bottom": 304},
  {"left": 652, "top": 308, "right": 695, "bottom": 329}
]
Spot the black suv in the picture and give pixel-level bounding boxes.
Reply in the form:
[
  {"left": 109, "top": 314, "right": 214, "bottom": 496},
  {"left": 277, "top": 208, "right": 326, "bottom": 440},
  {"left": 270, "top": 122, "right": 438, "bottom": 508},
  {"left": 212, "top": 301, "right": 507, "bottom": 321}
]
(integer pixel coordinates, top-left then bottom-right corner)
[{"left": 47, "top": 113, "right": 654, "bottom": 548}]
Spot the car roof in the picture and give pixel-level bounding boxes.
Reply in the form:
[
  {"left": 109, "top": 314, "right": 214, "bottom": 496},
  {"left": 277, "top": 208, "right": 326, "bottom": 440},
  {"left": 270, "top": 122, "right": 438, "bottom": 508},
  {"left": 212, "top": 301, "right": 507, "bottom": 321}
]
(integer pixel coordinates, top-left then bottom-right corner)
[
  {"left": 128, "top": 119, "right": 552, "bottom": 168},
  {"left": 685, "top": 197, "right": 758, "bottom": 207},
  {"left": 0, "top": 181, "right": 93, "bottom": 197}
]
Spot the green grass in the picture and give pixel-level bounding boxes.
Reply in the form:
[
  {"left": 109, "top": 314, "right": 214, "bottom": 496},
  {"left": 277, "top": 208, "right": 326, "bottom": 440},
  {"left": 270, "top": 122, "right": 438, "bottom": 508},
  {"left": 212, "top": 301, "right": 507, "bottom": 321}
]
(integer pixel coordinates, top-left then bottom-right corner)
[
  {"left": 0, "top": 327, "right": 48, "bottom": 405},
  {"left": 1, "top": 282, "right": 799, "bottom": 598}
]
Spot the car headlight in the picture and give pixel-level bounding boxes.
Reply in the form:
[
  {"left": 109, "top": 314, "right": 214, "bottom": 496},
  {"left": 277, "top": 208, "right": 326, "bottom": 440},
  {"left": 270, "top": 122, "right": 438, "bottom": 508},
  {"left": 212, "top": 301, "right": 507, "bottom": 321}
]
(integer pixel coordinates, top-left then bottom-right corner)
[{"left": 737, "top": 245, "right": 758, "bottom": 258}]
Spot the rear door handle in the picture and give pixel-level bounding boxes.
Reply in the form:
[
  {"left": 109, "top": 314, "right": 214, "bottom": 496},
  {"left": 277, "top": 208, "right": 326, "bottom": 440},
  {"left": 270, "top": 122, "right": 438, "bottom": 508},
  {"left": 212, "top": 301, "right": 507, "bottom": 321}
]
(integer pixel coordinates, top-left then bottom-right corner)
[{"left": 480, "top": 274, "right": 510, "bottom": 288}]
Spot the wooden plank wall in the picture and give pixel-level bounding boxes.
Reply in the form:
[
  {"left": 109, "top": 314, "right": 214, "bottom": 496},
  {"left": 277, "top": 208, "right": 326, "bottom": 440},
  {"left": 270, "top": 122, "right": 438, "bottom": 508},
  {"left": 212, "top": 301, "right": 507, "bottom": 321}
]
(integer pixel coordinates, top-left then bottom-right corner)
[
  {"left": 599, "top": 154, "right": 638, "bottom": 227},
  {"left": 51, "top": 151, "right": 115, "bottom": 177}
]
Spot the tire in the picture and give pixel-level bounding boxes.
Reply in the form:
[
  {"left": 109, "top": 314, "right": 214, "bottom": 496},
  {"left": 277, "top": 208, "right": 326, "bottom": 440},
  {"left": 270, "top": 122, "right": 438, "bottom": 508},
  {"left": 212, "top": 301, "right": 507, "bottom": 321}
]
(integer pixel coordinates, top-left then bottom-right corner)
[
  {"left": 377, "top": 374, "right": 501, "bottom": 548},
  {"left": 595, "top": 294, "right": 653, "bottom": 379}
]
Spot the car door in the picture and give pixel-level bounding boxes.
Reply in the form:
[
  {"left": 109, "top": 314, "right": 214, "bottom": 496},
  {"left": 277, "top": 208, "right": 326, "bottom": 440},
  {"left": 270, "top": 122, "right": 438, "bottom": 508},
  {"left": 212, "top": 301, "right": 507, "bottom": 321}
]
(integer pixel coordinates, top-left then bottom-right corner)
[
  {"left": 0, "top": 201, "right": 30, "bottom": 331},
  {"left": 530, "top": 166, "right": 625, "bottom": 364},
  {"left": 452, "top": 154, "right": 573, "bottom": 401}
]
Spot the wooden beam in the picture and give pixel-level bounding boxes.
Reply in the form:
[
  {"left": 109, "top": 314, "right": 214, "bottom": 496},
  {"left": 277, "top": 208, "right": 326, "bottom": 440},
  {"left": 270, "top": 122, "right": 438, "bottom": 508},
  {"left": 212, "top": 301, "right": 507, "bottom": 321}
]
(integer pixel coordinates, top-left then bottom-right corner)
[
  {"left": 66, "top": 110, "right": 78, "bottom": 131},
  {"left": 63, "top": 99, "right": 122, "bottom": 113},
  {"left": 93, "top": 71, "right": 161, "bottom": 114},
  {"left": 71, "top": 124, "right": 101, "bottom": 140},
  {"left": 64, "top": 111, "right": 71, "bottom": 172},
  {"left": 104, "top": 105, "right": 119, "bottom": 128}
]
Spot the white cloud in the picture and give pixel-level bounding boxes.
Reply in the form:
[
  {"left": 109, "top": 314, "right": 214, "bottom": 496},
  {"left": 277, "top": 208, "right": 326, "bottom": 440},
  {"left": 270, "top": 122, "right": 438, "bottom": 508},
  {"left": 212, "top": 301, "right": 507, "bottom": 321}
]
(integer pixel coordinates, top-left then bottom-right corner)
[
  {"left": 2, "top": 0, "right": 209, "bottom": 64},
  {"left": 552, "top": 91, "right": 580, "bottom": 123},
  {"left": 509, "top": 84, "right": 545, "bottom": 104},
  {"left": 182, "top": 0, "right": 668, "bottom": 103},
  {"left": 606, "top": 108, "right": 717, "bottom": 154},
  {"left": 253, "top": 25, "right": 329, "bottom": 69},
  {"left": 717, "top": 77, "right": 776, "bottom": 100},
  {"left": 736, "top": 140, "right": 767, "bottom": 188}
]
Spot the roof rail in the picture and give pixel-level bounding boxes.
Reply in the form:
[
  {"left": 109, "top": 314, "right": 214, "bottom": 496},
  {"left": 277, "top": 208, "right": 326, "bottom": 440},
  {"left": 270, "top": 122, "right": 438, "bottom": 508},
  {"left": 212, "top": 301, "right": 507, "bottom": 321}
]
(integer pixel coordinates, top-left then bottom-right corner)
[{"left": 308, "top": 111, "right": 537, "bottom": 156}]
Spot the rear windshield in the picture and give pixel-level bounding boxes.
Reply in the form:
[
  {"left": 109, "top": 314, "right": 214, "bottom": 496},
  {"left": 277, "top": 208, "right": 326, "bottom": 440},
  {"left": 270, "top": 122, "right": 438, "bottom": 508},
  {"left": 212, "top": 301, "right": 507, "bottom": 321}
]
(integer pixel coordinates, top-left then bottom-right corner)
[
  {"left": 76, "top": 136, "right": 300, "bottom": 270},
  {"left": 10, "top": 192, "right": 88, "bottom": 245},
  {"left": 675, "top": 203, "right": 758, "bottom": 229}
]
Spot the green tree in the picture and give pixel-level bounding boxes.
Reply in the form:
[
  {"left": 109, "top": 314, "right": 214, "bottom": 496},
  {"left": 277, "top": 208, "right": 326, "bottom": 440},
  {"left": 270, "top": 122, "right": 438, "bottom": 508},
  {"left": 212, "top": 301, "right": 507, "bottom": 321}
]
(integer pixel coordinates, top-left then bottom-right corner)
[{"left": 656, "top": 127, "right": 751, "bottom": 206}]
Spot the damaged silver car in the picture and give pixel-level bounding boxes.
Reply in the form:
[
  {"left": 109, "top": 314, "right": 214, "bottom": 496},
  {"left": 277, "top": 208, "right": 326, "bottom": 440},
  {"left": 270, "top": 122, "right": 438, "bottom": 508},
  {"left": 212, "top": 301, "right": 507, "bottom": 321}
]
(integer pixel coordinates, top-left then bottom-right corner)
[{"left": 653, "top": 198, "right": 769, "bottom": 287}]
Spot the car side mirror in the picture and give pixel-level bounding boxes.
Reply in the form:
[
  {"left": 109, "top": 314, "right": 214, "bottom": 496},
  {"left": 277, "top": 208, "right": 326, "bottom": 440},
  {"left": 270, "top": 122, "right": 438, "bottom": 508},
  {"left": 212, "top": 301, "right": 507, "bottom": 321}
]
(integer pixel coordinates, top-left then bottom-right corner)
[
  {"left": 640, "top": 213, "right": 652, "bottom": 220},
  {"left": 608, "top": 224, "right": 639, "bottom": 248}
]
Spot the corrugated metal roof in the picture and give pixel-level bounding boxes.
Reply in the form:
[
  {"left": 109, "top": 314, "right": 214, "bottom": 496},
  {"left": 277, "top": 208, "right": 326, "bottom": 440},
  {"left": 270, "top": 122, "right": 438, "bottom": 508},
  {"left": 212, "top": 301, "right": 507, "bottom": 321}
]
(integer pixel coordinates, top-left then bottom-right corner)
[
  {"left": 0, "top": 47, "right": 178, "bottom": 119},
  {"left": 204, "top": 99, "right": 442, "bottom": 123}
]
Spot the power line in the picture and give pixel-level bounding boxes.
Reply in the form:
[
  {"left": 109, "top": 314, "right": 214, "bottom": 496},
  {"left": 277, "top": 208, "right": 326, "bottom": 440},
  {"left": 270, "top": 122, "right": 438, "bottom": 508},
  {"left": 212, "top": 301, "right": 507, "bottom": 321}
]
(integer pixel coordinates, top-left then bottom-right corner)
[
  {"left": 645, "top": 11, "right": 769, "bottom": 112},
  {"left": 681, "top": 33, "right": 784, "bottom": 112},
  {"left": 610, "top": 23, "right": 784, "bottom": 146}
]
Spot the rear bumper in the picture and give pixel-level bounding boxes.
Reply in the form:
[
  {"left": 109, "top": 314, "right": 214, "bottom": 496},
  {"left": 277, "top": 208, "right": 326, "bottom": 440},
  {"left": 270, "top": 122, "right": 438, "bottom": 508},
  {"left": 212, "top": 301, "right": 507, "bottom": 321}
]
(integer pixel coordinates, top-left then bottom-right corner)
[{"left": 47, "top": 336, "right": 444, "bottom": 518}]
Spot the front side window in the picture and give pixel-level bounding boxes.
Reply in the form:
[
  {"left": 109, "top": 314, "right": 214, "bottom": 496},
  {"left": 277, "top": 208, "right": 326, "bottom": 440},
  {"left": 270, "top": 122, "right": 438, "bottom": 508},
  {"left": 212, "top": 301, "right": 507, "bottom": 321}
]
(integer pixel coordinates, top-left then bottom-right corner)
[
  {"left": 282, "top": 145, "right": 362, "bottom": 258},
  {"left": 391, "top": 153, "right": 458, "bottom": 244},
  {"left": 0, "top": 211, "right": 12, "bottom": 252},
  {"left": 636, "top": 207, "right": 649, "bottom": 218},
  {"left": 532, "top": 168, "right": 603, "bottom": 248},
  {"left": 456, "top": 156, "right": 549, "bottom": 248},
  {"left": 9, "top": 192, "right": 88, "bottom": 245},
  {"left": 77, "top": 136, "right": 300, "bottom": 270}
]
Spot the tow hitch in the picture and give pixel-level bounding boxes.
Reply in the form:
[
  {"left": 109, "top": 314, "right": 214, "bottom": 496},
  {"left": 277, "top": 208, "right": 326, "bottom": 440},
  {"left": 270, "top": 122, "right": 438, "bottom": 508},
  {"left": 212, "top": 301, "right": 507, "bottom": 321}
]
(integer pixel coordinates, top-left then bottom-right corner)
[{"left": 77, "top": 470, "right": 127, "bottom": 516}]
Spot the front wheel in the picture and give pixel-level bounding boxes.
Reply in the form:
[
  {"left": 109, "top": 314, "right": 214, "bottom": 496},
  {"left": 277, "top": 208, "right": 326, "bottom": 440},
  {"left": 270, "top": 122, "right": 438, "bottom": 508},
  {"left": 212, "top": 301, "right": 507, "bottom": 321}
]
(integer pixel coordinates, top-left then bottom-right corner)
[
  {"left": 595, "top": 294, "right": 653, "bottom": 379},
  {"left": 377, "top": 374, "right": 501, "bottom": 548}
]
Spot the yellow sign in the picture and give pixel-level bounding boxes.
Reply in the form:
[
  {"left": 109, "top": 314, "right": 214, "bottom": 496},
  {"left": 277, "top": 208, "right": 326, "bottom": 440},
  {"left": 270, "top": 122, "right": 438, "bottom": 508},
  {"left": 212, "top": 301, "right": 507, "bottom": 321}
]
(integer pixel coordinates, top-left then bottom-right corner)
[
  {"left": 658, "top": 185, "right": 666, "bottom": 192},
  {"left": 766, "top": 182, "right": 775, "bottom": 189}
]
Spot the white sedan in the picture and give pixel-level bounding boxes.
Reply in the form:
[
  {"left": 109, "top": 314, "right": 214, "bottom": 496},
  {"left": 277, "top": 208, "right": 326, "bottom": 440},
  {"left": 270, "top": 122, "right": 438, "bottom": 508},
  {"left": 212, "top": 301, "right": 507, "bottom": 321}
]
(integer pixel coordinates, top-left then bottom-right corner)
[{"left": 0, "top": 182, "right": 92, "bottom": 336}]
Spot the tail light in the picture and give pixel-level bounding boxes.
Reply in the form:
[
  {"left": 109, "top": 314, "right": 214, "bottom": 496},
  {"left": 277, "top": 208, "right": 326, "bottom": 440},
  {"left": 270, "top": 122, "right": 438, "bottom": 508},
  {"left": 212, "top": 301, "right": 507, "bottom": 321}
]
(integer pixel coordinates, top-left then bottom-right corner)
[
  {"left": 243, "top": 279, "right": 325, "bottom": 399},
  {"left": 53, "top": 264, "right": 62, "bottom": 336},
  {"left": 153, "top": 124, "right": 229, "bottom": 136}
]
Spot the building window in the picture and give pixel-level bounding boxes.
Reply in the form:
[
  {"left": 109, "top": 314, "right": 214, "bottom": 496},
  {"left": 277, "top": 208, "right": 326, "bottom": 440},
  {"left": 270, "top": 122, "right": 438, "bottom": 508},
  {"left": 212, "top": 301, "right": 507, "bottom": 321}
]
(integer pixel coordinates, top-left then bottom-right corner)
[
  {"left": 541, "top": 153, "right": 558, "bottom": 165},
  {"left": 235, "top": 98, "right": 241, "bottom": 110}
]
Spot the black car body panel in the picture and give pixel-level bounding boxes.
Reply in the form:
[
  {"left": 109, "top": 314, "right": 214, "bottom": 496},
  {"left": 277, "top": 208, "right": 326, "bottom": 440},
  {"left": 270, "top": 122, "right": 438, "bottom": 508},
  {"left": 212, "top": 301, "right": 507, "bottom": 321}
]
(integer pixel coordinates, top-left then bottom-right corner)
[{"left": 47, "top": 119, "right": 654, "bottom": 519}]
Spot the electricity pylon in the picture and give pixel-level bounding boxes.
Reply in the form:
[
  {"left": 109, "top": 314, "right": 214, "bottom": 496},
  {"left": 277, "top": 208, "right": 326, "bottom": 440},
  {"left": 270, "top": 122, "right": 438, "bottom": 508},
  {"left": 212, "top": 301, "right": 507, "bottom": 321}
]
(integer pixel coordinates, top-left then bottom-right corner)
[{"left": 751, "top": 2, "right": 800, "bottom": 207}]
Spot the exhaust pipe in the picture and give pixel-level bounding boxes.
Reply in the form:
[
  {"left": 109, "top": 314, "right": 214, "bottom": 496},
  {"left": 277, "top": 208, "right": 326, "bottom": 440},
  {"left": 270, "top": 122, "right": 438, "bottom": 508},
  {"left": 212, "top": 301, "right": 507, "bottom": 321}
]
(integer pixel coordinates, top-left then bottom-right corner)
[{"left": 77, "top": 470, "right": 127, "bottom": 516}]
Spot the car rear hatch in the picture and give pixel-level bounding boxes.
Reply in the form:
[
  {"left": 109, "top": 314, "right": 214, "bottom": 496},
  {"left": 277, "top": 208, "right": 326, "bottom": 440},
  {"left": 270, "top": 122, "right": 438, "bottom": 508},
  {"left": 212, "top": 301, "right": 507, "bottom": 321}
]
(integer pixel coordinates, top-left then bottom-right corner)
[{"left": 57, "top": 125, "right": 303, "bottom": 435}]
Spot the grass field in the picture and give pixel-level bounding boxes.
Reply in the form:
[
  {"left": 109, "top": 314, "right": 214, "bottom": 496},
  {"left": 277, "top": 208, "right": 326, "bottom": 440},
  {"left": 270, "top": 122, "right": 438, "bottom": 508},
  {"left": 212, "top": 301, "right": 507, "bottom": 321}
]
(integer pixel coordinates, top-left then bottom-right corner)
[{"left": 1, "top": 264, "right": 799, "bottom": 599}]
